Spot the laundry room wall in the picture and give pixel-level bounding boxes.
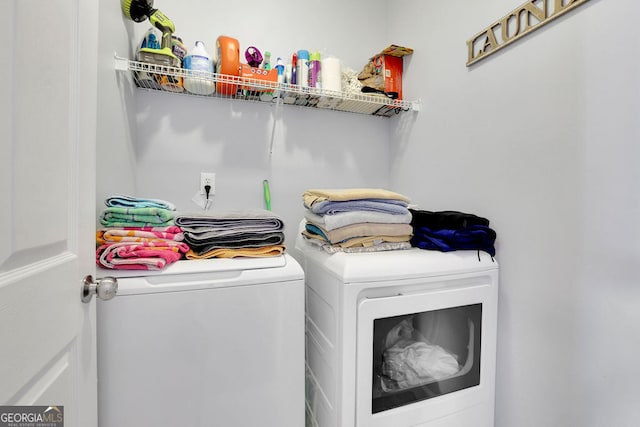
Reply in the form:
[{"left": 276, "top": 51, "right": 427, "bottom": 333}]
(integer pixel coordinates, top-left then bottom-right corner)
[
  {"left": 96, "top": 0, "right": 399, "bottom": 247},
  {"left": 387, "top": 1, "right": 640, "bottom": 426},
  {"left": 97, "top": 1, "right": 640, "bottom": 425}
]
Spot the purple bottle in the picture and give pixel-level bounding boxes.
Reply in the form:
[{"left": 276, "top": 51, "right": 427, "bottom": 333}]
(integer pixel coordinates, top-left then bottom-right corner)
[{"left": 308, "top": 51, "right": 322, "bottom": 88}]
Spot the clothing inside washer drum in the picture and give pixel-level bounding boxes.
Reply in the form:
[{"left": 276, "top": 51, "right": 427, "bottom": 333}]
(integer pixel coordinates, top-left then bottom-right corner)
[{"left": 381, "top": 318, "right": 460, "bottom": 391}]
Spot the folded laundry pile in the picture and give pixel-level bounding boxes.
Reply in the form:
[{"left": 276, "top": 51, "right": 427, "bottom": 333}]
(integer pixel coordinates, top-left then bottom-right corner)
[
  {"left": 301, "top": 188, "right": 413, "bottom": 253},
  {"left": 96, "top": 195, "right": 188, "bottom": 270},
  {"left": 174, "top": 209, "right": 286, "bottom": 259},
  {"left": 409, "top": 209, "right": 497, "bottom": 256}
]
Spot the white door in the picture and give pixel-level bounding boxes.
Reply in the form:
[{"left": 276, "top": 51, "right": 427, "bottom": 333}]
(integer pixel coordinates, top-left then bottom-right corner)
[{"left": 0, "top": 0, "right": 99, "bottom": 426}]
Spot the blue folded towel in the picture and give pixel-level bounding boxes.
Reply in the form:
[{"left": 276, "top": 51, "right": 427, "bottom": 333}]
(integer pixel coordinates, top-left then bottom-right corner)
[
  {"left": 310, "top": 199, "right": 409, "bottom": 216},
  {"left": 105, "top": 195, "right": 176, "bottom": 211}
]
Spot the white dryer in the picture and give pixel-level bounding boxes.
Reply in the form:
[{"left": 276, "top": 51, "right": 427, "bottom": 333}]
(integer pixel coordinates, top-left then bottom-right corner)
[
  {"left": 97, "top": 254, "right": 304, "bottom": 427},
  {"left": 296, "top": 236, "right": 499, "bottom": 427}
]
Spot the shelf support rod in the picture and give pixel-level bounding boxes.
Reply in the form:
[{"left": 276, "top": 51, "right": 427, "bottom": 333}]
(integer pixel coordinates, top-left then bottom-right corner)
[{"left": 268, "top": 95, "right": 283, "bottom": 156}]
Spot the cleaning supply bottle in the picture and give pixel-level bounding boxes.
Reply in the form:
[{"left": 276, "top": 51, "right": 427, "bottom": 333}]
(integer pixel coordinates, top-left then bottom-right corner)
[
  {"left": 308, "top": 51, "right": 321, "bottom": 88},
  {"left": 275, "top": 58, "right": 285, "bottom": 85},
  {"left": 273, "top": 57, "right": 285, "bottom": 98},
  {"left": 262, "top": 51, "right": 272, "bottom": 70},
  {"left": 296, "top": 50, "right": 310, "bottom": 88},
  {"left": 291, "top": 52, "right": 298, "bottom": 85},
  {"left": 183, "top": 41, "right": 215, "bottom": 95},
  {"left": 145, "top": 31, "right": 160, "bottom": 50}
]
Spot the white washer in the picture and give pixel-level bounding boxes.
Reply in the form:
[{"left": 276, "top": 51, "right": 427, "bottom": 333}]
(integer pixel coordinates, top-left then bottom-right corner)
[
  {"left": 97, "top": 254, "right": 304, "bottom": 427},
  {"left": 296, "top": 235, "right": 499, "bottom": 427}
]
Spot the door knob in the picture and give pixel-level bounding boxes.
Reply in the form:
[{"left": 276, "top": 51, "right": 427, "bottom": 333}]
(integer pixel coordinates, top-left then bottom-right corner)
[{"left": 82, "top": 275, "right": 118, "bottom": 303}]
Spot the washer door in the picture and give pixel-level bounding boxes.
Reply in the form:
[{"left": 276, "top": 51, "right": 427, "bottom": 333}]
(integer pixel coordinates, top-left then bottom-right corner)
[{"left": 356, "top": 279, "right": 496, "bottom": 427}]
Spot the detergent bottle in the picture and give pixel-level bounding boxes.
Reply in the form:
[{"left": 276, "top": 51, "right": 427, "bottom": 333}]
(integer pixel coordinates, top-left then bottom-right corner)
[{"left": 183, "top": 41, "right": 215, "bottom": 95}]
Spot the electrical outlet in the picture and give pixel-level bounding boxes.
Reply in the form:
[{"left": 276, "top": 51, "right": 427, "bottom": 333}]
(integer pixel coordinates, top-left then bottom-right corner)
[{"left": 200, "top": 172, "right": 216, "bottom": 197}]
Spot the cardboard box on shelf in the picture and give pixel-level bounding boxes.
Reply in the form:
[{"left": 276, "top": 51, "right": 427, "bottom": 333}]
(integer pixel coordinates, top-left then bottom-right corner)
[
  {"left": 381, "top": 45, "right": 414, "bottom": 57},
  {"left": 359, "top": 45, "right": 413, "bottom": 100}
]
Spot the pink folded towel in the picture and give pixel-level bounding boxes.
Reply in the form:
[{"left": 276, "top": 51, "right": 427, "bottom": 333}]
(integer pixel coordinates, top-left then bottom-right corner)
[{"left": 96, "top": 240, "right": 189, "bottom": 270}]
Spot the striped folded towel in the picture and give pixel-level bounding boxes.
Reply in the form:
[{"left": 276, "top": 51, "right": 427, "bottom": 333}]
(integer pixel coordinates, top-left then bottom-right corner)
[
  {"left": 96, "top": 226, "right": 184, "bottom": 245},
  {"left": 99, "top": 207, "right": 175, "bottom": 227}
]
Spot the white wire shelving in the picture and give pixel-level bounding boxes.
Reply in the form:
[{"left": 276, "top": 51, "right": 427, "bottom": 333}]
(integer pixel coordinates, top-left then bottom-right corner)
[{"left": 114, "top": 56, "right": 420, "bottom": 117}]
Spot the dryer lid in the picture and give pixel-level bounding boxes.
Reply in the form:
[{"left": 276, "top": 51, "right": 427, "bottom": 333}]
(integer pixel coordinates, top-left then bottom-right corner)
[{"left": 300, "top": 246, "right": 498, "bottom": 283}]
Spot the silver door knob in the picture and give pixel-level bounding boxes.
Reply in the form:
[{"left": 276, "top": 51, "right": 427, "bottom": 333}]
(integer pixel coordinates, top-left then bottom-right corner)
[{"left": 82, "top": 275, "right": 118, "bottom": 303}]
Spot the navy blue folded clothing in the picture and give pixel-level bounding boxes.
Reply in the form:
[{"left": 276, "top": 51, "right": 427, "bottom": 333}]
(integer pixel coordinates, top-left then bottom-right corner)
[
  {"left": 409, "top": 209, "right": 490, "bottom": 230},
  {"left": 410, "top": 225, "right": 496, "bottom": 256}
]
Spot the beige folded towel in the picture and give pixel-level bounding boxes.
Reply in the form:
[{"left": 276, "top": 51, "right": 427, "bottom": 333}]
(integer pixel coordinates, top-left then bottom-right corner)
[
  {"left": 303, "top": 188, "right": 411, "bottom": 208},
  {"left": 334, "top": 235, "right": 411, "bottom": 248},
  {"left": 185, "top": 245, "right": 286, "bottom": 259},
  {"left": 302, "top": 231, "right": 411, "bottom": 248},
  {"left": 307, "top": 221, "right": 413, "bottom": 244}
]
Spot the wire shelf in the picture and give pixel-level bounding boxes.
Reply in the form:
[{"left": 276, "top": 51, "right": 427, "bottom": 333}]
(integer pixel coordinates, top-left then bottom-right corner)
[{"left": 115, "top": 56, "right": 420, "bottom": 117}]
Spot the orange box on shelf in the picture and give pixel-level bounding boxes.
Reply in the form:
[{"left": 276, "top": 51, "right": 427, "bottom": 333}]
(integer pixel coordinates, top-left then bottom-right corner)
[
  {"left": 240, "top": 64, "right": 278, "bottom": 92},
  {"left": 369, "top": 45, "right": 413, "bottom": 100}
]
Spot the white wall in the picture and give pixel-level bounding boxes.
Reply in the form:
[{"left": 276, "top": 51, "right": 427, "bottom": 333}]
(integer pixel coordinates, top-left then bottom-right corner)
[
  {"left": 388, "top": 1, "right": 640, "bottom": 426},
  {"left": 97, "top": 0, "right": 394, "bottom": 248},
  {"left": 96, "top": 0, "right": 139, "bottom": 200}
]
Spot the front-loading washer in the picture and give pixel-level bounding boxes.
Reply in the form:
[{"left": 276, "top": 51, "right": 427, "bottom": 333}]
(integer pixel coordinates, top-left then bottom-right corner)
[
  {"left": 295, "top": 235, "right": 499, "bottom": 427},
  {"left": 97, "top": 255, "right": 304, "bottom": 427}
]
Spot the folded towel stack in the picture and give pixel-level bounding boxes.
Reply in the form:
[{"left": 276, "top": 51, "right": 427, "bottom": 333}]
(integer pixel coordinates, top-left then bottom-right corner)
[
  {"left": 96, "top": 195, "right": 188, "bottom": 270},
  {"left": 301, "top": 188, "right": 413, "bottom": 253},
  {"left": 409, "top": 209, "right": 497, "bottom": 256},
  {"left": 174, "top": 209, "right": 286, "bottom": 259}
]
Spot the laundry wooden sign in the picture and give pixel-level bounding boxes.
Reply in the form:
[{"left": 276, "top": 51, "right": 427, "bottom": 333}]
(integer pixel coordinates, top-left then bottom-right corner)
[{"left": 466, "top": 0, "right": 590, "bottom": 66}]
